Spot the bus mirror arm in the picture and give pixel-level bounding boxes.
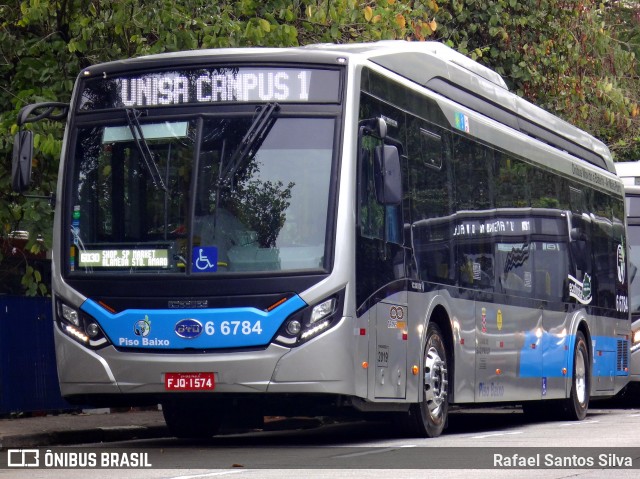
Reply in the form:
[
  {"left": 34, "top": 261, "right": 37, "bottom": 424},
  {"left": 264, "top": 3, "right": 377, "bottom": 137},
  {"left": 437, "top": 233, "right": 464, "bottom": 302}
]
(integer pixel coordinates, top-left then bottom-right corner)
[
  {"left": 359, "top": 117, "right": 387, "bottom": 139},
  {"left": 16, "top": 102, "right": 69, "bottom": 126}
]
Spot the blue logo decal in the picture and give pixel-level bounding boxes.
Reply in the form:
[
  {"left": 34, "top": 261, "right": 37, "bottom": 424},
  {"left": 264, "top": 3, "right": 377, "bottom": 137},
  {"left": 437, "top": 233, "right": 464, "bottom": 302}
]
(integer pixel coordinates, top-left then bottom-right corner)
[
  {"left": 82, "top": 295, "right": 307, "bottom": 350},
  {"left": 454, "top": 112, "right": 470, "bottom": 133},
  {"left": 193, "top": 247, "right": 218, "bottom": 273},
  {"left": 175, "top": 319, "right": 203, "bottom": 339}
]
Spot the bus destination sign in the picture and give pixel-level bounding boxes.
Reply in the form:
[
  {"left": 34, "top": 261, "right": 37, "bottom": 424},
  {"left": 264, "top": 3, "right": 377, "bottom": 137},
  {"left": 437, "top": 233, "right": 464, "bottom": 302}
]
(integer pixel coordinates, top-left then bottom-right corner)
[
  {"left": 80, "top": 67, "right": 341, "bottom": 110},
  {"left": 78, "top": 249, "right": 169, "bottom": 268}
]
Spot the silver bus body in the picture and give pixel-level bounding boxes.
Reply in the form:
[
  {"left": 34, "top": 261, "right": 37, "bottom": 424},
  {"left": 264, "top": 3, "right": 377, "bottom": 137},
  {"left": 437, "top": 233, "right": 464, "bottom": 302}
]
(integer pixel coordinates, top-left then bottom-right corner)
[{"left": 15, "top": 41, "right": 630, "bottom": 436}]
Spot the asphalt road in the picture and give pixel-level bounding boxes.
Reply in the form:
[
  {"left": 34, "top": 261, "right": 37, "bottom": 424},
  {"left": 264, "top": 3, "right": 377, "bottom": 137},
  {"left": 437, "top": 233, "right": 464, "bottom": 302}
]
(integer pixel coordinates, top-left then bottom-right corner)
[{"left": 2, "top": 404, "right": 640, "bottom": 478}]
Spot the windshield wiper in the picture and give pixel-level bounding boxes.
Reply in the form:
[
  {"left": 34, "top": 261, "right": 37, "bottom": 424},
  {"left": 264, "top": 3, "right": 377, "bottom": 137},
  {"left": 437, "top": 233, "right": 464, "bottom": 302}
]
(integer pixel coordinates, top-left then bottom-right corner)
[
  {"left": 125, "top": 108, "right": 167, "bottom": 191},
  {"left": 218, "top": 102, "right": 280, "bottom": 185}
]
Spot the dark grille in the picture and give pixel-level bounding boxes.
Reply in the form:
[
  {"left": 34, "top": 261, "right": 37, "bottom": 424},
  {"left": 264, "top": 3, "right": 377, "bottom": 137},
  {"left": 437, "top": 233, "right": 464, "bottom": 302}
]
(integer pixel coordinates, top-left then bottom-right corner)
[{"left": 617, "top": 339, "right": 629, "bottom": 372}]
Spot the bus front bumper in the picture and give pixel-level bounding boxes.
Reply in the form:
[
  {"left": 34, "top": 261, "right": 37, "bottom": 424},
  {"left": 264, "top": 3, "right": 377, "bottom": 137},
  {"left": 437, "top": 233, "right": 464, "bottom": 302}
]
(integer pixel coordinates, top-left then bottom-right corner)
[{"left": 53, "top": 316, "right": 356, "bottom": 398}]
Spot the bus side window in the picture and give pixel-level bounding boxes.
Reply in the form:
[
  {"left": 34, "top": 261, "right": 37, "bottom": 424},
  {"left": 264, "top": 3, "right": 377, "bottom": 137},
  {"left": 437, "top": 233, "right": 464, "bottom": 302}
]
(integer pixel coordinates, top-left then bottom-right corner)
[
  {"left": 359, "top": 140, "right": 385, "bottom": 240},
  {"left": 419, "top": 128, "right": 443, "bottom": 170},
  {"left": 457, "top": 245, "right": 494, "bottom": 290},
  {"left": 359, "top": 137, "right": 403, "bottom": 244},
  {"left": 534, "top": 269, "right": 551, "bottom": 297},
  {"left": 497, "top": 242, "right": 532, "bottom": 295},
  {"left": 411, "top": 221, "right": 455, "bottom": 285},
  {"left": 570, "top": 219, "right": 592, "bottom": 275}
]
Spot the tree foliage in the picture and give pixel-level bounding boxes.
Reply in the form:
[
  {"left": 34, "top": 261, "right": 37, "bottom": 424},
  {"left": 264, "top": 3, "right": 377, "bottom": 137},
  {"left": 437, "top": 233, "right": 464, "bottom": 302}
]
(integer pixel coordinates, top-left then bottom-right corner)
[
  {"left": 433, "top": 0, "right": 640, "bottom": 161},
  {"left": 1, "top": 0, "right": 639, "bottom": 295}
]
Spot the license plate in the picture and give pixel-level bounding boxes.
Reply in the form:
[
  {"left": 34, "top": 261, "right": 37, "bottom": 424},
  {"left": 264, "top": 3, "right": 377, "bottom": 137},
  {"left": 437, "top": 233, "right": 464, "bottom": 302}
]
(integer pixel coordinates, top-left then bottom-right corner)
[{"left": 164, "top": 372, "right": 215, "bottom": 391}]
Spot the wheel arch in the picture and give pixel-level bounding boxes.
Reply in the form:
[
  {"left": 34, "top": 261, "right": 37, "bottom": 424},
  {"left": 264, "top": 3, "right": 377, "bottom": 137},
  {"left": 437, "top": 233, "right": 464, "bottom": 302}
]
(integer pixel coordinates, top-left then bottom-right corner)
[
  {"left": 427, "top": 303, "right": 455, "bottom": 403},
  {"left": 575, "top": 319, "right": 593, "bottom": 388},
  {"left": 576, "top": 320, "right": 592, "bottom": 364},
  {"left": 571, "top": 316, "right": 593, "bottom": 372}
]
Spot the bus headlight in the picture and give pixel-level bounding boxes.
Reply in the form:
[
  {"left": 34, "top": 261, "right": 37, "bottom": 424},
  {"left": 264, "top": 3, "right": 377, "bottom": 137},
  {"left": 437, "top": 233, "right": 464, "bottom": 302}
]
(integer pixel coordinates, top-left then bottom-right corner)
[
  {"left": 286, "top": 320, "right": 302, "bottom": 335},
  {"left": 86, "top": 322, "right": 101, "bottom": 339},
  {"left": 274, "top": 290, "right": 345, "bottom": 347},
  {"left": 61, "top": 303, "right": 80, "bottom": 327},
  {"left": 56, "top": 298, "right": 110, "bottom": 349},
  {"left": 310, "top": 298, "right": 336, "bottom": 324}
]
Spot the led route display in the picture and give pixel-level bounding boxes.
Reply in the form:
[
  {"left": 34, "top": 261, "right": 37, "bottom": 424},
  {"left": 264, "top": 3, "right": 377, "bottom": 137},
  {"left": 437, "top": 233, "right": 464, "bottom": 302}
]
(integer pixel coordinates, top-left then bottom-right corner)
[
  {"left": 80, "top": 67, "right": 341, "bottom": 109},
  {"left": 78, "top": 249, "right": 169, "bottom": 268}
]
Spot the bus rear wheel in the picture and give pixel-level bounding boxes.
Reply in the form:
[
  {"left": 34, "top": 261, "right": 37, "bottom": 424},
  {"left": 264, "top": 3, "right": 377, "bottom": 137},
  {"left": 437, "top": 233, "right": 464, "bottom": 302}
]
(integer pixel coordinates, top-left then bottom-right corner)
[
  {"left": 404, "top": 322, "right": 449, "bottom": 438},
  {"left": 561, "top": 331, "right": 590, "bottom": 420},
  {"left": 162, "top": 397, "right": 223, "bottom": 439}
]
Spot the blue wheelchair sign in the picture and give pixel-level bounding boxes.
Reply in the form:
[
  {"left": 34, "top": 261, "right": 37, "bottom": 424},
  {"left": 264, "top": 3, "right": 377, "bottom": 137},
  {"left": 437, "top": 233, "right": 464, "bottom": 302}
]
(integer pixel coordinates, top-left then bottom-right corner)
[{"left": 193, "top": 247, "right": 218, "bottom": 273}]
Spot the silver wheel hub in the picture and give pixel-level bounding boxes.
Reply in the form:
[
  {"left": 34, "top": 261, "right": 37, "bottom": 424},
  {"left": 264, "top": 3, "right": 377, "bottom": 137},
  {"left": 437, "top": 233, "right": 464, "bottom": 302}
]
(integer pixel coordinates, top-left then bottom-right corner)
[{"left": 424, "top": 346, "right": 448, "bottom": 417}]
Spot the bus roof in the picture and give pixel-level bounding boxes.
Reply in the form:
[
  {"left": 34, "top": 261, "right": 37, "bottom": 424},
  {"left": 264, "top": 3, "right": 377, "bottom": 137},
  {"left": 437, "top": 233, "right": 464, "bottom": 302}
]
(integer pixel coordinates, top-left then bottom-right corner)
[{"left": 79, "top": 41, "right": 614, "bottom": 174}]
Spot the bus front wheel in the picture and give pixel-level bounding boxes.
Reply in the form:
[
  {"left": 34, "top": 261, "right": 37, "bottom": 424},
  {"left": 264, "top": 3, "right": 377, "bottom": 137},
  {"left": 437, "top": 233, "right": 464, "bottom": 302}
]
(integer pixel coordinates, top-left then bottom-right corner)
[{"left": 405, "top": 322, "right": 449, "bottom": 438}]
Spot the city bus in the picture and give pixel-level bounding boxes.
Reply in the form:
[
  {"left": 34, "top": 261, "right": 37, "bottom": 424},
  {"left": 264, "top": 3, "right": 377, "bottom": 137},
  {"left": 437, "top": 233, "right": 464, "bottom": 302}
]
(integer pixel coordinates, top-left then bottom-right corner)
[
  {"left": 12, "top": 41, "right": 630, "bottom": 438},
  {"left": 615, "top": 162, "right": 640, "bottom": 386}
]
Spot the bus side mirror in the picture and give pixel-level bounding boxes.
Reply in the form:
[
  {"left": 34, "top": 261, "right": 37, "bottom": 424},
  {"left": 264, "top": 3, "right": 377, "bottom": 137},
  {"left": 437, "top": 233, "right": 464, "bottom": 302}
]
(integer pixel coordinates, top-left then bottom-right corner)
[
  {"left": 374, "top": 144, "right": 402, "bottom": 205},
  {"left": 12, "top": 130, "right": 33, "bottom": 193}
]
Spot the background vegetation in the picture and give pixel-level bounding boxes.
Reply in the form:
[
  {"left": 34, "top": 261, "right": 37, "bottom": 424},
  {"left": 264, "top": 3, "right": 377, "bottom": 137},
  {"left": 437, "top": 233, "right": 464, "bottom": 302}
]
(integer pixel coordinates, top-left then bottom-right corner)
[{"left": 1, "top": 0, "right": 639, "bottom": 295}]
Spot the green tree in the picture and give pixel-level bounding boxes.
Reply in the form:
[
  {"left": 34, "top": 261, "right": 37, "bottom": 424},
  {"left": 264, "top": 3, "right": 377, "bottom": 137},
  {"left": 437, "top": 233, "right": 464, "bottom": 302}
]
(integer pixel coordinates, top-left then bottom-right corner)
[{"left": 431, "top": 0, "right": 640, "bottom": 160}]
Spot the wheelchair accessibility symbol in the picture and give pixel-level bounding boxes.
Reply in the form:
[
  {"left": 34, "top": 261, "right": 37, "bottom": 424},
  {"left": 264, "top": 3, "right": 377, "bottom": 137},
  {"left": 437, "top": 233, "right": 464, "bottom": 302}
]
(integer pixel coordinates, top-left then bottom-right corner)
[{"left": 193, "top": 247, "right": 218, "bottom": 273}]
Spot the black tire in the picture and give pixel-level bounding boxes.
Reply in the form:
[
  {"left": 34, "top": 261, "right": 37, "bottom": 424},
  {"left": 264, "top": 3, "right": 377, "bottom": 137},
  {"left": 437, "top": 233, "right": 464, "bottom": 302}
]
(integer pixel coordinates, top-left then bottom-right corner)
[
  {"left": 162, "top": 397, "right": 222, "bottom": 439},
  {"left": 561, "top": 331, "right": 590, "bottom": 420},
  {"left": 404, "top": 322, "right": 449, "bottom": 438}
]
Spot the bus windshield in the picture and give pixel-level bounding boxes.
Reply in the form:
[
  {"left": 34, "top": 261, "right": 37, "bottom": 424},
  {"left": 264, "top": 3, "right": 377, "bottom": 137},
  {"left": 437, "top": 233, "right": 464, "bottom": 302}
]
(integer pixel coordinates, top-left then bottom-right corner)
[{"left": 68, "top": 115, "right": 334, "bottom": 274}]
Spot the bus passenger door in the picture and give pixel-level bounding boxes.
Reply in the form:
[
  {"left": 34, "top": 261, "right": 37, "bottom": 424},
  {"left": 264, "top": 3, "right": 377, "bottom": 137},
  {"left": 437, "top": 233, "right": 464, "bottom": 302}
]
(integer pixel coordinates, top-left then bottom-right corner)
[
  {"left": 539, "top": 240, "right": 572, "bottom": 400},
  {"left": 488, "top": 239, "right": 543, "bottom": 401},
  {"left": 473, "top": 301, "right": 542, "bottom": 402},
  {"left": 356, "top": 110, "right": 409, "bottom": 399}
]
